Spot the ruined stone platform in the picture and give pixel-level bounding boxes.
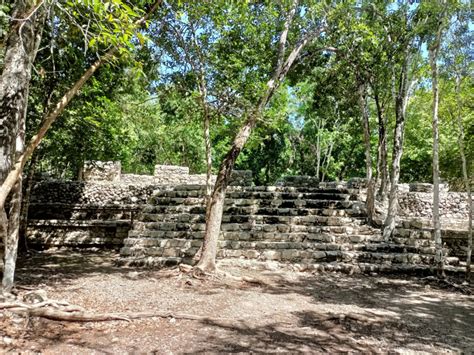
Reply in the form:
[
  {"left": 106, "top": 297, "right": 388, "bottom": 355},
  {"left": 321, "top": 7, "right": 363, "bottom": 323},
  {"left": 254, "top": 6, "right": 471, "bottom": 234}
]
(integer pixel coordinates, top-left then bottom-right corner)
[
  {"left": 9, "top": 162, "right": 470, "bottom": 275},
  {"left": 119, "top": 185, "right": 467, "bottom": 273}
]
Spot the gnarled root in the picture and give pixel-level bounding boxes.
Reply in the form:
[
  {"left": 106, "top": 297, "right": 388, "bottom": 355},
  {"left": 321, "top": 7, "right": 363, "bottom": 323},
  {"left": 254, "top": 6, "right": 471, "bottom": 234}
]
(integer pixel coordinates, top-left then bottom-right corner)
[{"left": 0, "top": 290, "right": 228, "bottom": 323}]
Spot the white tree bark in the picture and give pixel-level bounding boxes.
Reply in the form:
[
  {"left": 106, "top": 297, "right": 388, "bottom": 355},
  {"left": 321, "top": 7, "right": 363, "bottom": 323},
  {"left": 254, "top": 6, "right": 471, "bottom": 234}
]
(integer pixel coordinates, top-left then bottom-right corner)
[
  {"left": 382, "top": 53, "right": 412, "bottom": 240},
  {"left": 454, "top": 75, "right": 472, "bottom": 282},
  {"left": 0, "top": 0, "right": 45, "bottom": 293},
  {"left": 429, "top": 12, "right": 446, "bottom": 278}
]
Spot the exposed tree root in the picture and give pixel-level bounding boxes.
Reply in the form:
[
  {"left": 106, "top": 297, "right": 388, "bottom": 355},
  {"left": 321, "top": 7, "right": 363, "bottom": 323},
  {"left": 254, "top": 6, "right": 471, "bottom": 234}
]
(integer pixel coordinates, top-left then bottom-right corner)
[
  {"left": 2, "top": 302, "right": 230, "bottom": 323},
  {"left": 0, "top": 290, "right": 230, "bottom": 323}
]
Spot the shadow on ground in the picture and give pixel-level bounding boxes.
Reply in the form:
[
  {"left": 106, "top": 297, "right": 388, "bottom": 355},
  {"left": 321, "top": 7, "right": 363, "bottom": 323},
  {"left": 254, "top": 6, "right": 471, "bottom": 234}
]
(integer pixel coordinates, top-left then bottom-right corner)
[
  {"left": 190, "top": 270, "right": 474, "bottom": 353},
  {"left": 6, "top": 250, "right": 474, "bottom": 353},
  {"left": 13, "top": 250, "right": 171, "bottom": 289}
]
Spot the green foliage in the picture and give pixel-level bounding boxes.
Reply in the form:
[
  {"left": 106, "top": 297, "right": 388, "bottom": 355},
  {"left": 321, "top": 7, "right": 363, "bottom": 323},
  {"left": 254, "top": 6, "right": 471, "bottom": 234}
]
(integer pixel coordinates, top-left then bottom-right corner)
[{"left": 20, "top": 0, "right": 473, "bottom": 187}]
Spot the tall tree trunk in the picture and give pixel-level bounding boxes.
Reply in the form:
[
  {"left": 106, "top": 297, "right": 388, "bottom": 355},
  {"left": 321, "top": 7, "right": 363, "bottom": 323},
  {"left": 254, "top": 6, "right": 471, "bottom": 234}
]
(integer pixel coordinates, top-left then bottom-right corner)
[
  {"left": 374, "top": 92, "right": 389, "bottom": 201},
  {"left": 383, "top": 54, "right": 411, "bottom": 241},
  {"left": 429, "top": 18, "right": 445, "bottom": 279},
  {"left": 0, "top": 0, "right": 45, "bottom": 293},
  {"left": 454, "top": 75, "right": 472, "bottom": 281},
  {"left": 358, "top": 82, "right": 375, "bottom": 224},
  {"left": 196, "top": 1, "right": 321, "bottom": 272}
]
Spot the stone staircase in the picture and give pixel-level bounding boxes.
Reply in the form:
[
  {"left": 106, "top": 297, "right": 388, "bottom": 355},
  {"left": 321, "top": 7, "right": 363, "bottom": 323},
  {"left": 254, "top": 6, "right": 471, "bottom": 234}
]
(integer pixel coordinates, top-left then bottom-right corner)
[{"left": 120, "top": 185, "right": 461, "bottom": 273}]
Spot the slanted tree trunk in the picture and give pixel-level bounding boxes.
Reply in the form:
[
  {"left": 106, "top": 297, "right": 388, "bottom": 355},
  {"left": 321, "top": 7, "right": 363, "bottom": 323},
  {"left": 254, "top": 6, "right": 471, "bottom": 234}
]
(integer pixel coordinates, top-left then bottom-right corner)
[
  {"left": 429, "top": 29, "right": 445, "bottom": 278},
  {"left": 196, "top": 119, "right": 255, "bottom": 272},
  {"left": 0, "top": 0, "right": 46, "bottom": 293},
  {"left": 383, "top": 53, "right": 411, "bottom": 241},
  {"left": 374, "top": 92, "right": 389, "bottom": 201},
  {"left": 453, "top": 75, "right": 472, "bottom": 281},
  {"left": 0, "top": 1, "right": 162, "bottom": 291},
  {"left": 358, "top": 82, "right": 375, "bottom": 224},
  {"left": 196, "top": 1, "right": 322, "bottom": 272}
]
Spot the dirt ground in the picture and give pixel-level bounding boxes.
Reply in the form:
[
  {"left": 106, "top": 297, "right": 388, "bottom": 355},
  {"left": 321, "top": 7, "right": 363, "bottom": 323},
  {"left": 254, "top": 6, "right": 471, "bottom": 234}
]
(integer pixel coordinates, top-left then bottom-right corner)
[{"left": 1, "top": 250, "right": 473, "bottom": 354}]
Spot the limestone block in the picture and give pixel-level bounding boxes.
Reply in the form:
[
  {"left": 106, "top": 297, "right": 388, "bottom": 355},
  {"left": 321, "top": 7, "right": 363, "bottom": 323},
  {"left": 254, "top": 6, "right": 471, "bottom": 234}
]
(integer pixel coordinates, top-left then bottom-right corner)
[
  {"left": 244, "top": 250, "right": 260, "bottom": 259},
  {"left": 262, "top": 250, "right": 281, "bottom": 260},
  {"left": 83, "top": 161, "right": 121, "bottom": 182},
  {"left": 162, "top": 248, "right": 179, "bottom": 257},
  {"left": 313, "top": 251, "right": 326, "bottom": 260},
  {"left": 281, "top": 249, "right": 299, "bottom": 260}
]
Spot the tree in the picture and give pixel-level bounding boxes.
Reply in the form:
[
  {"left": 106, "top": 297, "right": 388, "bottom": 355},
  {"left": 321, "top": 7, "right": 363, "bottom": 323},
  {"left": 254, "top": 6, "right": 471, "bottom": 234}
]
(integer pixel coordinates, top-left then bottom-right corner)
[
  {"left": 0, "top": 0, "right": 46, "bottom": 292},
  {"left": 157, "top": 1, "right": 229, "bottom": 215},
  {"left": 196, "top": 1, "right": 328, "bottom": 273},
  {"left": 382, "top": 5, "right": 420, "bottom": 240},
  {"left": 441, "top": 4, "right": 472, "bottom": 282},
  {"left": 426, "top": 0, "right": 448, "bottom": 278},
  {"left": 0, "top": 0, "right": 161, "bottom": 293}
]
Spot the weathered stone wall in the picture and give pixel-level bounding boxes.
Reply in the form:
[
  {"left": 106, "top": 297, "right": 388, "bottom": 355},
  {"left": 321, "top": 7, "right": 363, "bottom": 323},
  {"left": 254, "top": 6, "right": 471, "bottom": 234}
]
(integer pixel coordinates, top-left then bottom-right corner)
[
  {"left": 153, "top": 165, "right": 190, "bottom": 185},
  {"left": 277, "top": 175, "right": 319, "bottom": 187},
  {"left": 398, "top": 192, "right": 470, "bottom": 219},
  {"left": 82, "top": 161, "right": 121, "bottom": 182},
  {"left": 27, "top": 220, "right": 130, "bottom": 250},
  {"left": 29, "top": 180, "right": 159, "bottom": 205},
  {"left": 121, "top": 174, "right": 157, "bottom": 185}
]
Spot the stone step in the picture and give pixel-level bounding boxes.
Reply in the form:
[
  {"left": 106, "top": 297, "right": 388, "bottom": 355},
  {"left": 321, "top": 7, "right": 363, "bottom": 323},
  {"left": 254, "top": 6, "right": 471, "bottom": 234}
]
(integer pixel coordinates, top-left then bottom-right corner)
[
  {"left": 149, "top": 198, "right": 359, "bottom": 211},
  {"left": 392, "top": 228, "right": 433, "bottom": 240},
  {"left": 28, "top": 203, "right": 138, "bottom": 220},
  {"left": 128, "top": 230, "right": 204, "bottom": 239},
  {"left": 124, "top": 234, "right": 440, "bottom": 256},
  {"left": 123, "top": 238, "right": 384, "bottom": 251},
  {"left": 127, "top": 229, "right": 382, "bottom": 243},
  {"left": 136, "top": 214, "right": 367, "bottom": 228},
  {"left": 226, "top": 191, "right": 356, "bottom": 201},
  {"left": 131, "top": 221, "right": 378, "bottom": 237},
  {"left": 301, "top": 262, "right": 467, "bottom": 275},
  {"left": 120, "top": 243, "right": 460, "bottom": 266},
  {"left": 141, "top": 205, "right": 364, "bottom": 218},
  {"left": 358, "top": 242, "right": 441, "bottom": 254},
  {"left": 152, "top": 190, "right": 356, "bottom": 201},
  {"left": 166, "top": 185, "right": 359, "bottom": 194}
]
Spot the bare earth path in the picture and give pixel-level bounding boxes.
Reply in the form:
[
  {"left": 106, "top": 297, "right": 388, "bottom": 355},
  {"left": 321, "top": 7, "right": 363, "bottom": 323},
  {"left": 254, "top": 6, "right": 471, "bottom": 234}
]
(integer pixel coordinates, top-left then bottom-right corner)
[{"left": 1, "top": 251, "right": 473, "bottom": 353}]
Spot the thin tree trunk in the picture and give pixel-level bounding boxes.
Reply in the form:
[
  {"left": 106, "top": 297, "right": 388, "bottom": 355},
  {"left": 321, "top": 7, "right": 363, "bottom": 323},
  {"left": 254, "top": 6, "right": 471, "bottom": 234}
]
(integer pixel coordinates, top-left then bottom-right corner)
[
  {"left": 374, "top": 92, "right": 389, "bottom": 201},
  {"left": 197, "top": 118, "right": 255, "bottom": 272},
  {"left": 453, "top": 75, "right": 472, "bottom": 281},
  {"left": 197, "top": 76, "right": 212, "bottom": 209},
  {"left": 383, "top": 54, "right": 411, "bottom": 240},
  {"left": 429, "top": 17, "right": 445, "bottom": 278},
  {"left": 358, "top": 82, "right": 375, "bottom": 224},
  {"left": 192, "top": 77, "right": 212, "bottom": 263},
  {"left": 196, "top": 1, "right": 322, "bottom": 272}
]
